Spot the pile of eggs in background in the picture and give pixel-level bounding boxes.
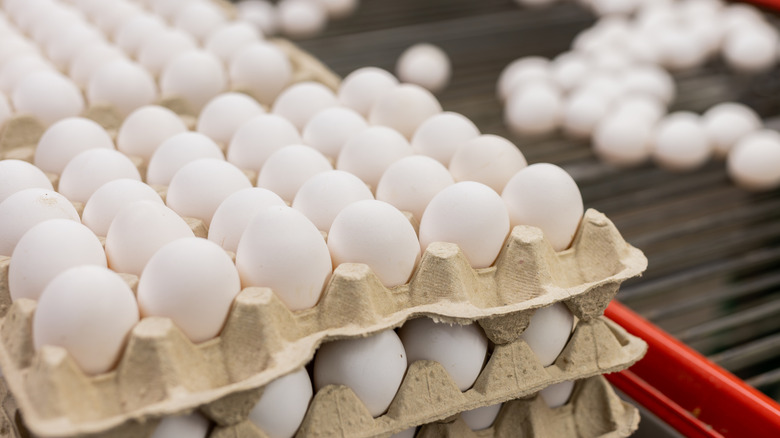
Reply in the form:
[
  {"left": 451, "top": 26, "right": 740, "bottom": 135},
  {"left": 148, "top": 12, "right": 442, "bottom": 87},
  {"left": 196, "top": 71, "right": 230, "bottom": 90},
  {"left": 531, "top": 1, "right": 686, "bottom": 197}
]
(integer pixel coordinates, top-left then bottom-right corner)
[
  {"left": 236, "top": 0, "right": 360, "bottom": 39},
  {"left": 0, "top": 0, "right": 589, "bottom": 437}
]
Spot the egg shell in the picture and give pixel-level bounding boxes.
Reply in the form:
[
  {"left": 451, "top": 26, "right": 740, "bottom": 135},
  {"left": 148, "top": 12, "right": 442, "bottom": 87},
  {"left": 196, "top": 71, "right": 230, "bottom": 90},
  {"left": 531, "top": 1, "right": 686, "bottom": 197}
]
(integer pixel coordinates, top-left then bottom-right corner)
[
  {"left": 496, "top": 57, "right": 550, "bottom": 102},
  {"left": 727, "top": 130, "right": 780, "bottom": 191},
  {"left": 460, "top": 403, "right": 502, "bottom": 431},
  {"left": 257, "top": 145, "right": 333, "bottom": 202},
  {"left": 137, "top": 28, "right": 198, "bottom": 78},
  {"left": 0, "top": 188, "right": 81, "bottom": 256},
  {"left": 657, "top": 26, "right": 709, "bottom": 71},
  {"left": 652, "top": 112, "right": 712, "bottom": 171},
  {"left": 92, "top": 1, "right": 144, "bottom": 38},
  {"left": 522, "top": 302, "right": 575, "bottom": 366},
  {"left": 551, "top": 52, "right": 591, "bottom": 92},
  {"left": 146, "top": 132, "right": 225, "bottom": 186},
  {"left": 338, "top": 67, "right": 399, "bottom": 117},
  {"left": 539, "top": 380, "right": 575, "bottom": 408},
  {"left": 302, "top": 107, "right": 368, "bottom": 159},
  {"left": 237, "top": 0, "right": 279, "bottom": 36},
  {"left": 272, "top": 81, "right": 339, "bottom": 131},
  {"left": 562, "top": 89, "right": 611, "bottom": 138},
  {"left": 12, "top": 71, "right": 85, "bottom": 127},
  {"left": 208, "top": 187, "right": 286, "bottom": 253},
  {"left": 292, "top": 170, "right": 374, "bottom": 232},
  {"left": 82, "top": 179, "right": 164, "bottom": 237},
  {"left": 376, "top": 155, "right": 454, "bottom": 221},
  {"left": 0, "top": 159, "right": 53, "bottom": 204},
  {"left": 33, "top": 265, "right": 139, "bottom": 375},
  {"left": 68, "top": 42, "right": 126, "bottom": 90},
  {"left": 703, "top": 102, "right": 762, "bottom": 157},
  {"left": 58, "top": 148, "right": 142, "bottom": 204},
  {"left": 229, "top": 42, "right": 292, "bottom": 106},
  {"left": 173, "top": 2, "right": 227, "bottom": 43},
  {"left": 150, "top": 413, "right": 209, "bottom": 438},
  {"left": 396, "top": 43, "right": 451, "bottom": 93},
  {"left": 114, "top": 14, "right": 167, "bottom": 57},
  {"left": 504, "top": 82, "right": 563, "bottom": 137},
  {"left": 449, "top": 134, "right": 527, "bottom": 193},
  {"left": 227, "top": 114, "right": 302, "bottom": 173},
  {"left": 0, "top": 54, "right": 55, "bottom": 95},
  {"left": 87, "top": 60, "right": 158, "bottom": 117},
  {"left": 44, "top": 24, "right": 104, "bottom": 70},
  {"left": 410, "top": 111, "right": 480, "bottom": 167},
  {"left": 116, "top": 106, "right": 189, "bottom": 163},
  {"left": 593, "top": 113, "right": 653, "bottom": 167},
  {"left": 160, "top": 50, "right": 227, "bottom": 113},
  {"left": 34, "top": 117, "right": 115, "bottom": 175},
  {"left": 205, "top": 22, "right": 263, "bottom": 64},
  {"left": 150, "top": 0, "right": 191, "bottom": 19},
  {"left": 621, "top": 65, "right": 675, "bottom": 105},
  {"left": 611, "top": 94, "right": 666, "bottom": 125},
  {"left": 197, "top": 92, "right": 266, "bottom": 147},
  {"left": 368, "top": 84, "right": 442, "bottom": 139},
  {"left": 723, "top": 25, "right": 779, "bottom": 73},
  {"left": 248, "top": 368, "right": 313, "bottom": 438},
  {"left": 336, "top": 126, "right": 414, "bottom": 189},
  {"left": 277, "top": 0, "right": 327, "bottom": 39}
]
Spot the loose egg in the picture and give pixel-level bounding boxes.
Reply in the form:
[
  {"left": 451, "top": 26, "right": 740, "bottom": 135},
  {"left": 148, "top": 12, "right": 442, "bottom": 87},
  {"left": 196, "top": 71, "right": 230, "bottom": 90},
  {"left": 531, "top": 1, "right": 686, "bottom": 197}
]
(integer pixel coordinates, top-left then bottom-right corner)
[
  {"left": 277, "top": 0, "right": 327, "bottom": 39},
  {"left": 0, "top": 54, "right": 55, "bottom": 95},
  {"left": 461, "top": 403, "right": 502, "bottom": 431},
  {"left": 611, "top": 94, "right": 665, "bottom": 125},
  {"left": 369, "top": 84, "right": 442, "bottom": 139},
  {"left": 58, "top": 149, "right": 142, "bottom": 204},
  {"left": 160, "top": 50, "right": 227, "bottom": 112},
  {"left": 236, "top": 0, "right": 279, "bottom": 36},
  {"left": 150, "top": 413, "right": 209, "bottom": 438},
  {"left": 657, "top": 26, "right": 709, "bottom": 70},
  {"left": 197, "top": 92, "right": 265, "bottom": 147},
  {"left": 257, "top": 145, "right": 333, "bottom": 202},
  {"left": 248, "top": 368, "right": 313, "bottom": 438},
  {"left": 0, "top": 159, "right": 53, "bottom": 204},
  {"left": 0, "top": 189, "right": 80, "bottom": 256},
  {"left": 12, "top": 71, "right": 85, "bottom": 127},
  {"left": 652, "top": 112, "right": 712, "bottom": 171},
  {"left": 272, "top": 81, "right": 339, "bottom": 131},
  {"left": 539, "top": 380, "right": 575, "bottom": 408},
  {"left": 205, "top": 22, "right": 262, "bottom": 64},
  {"left": 114, "top": 14, "right": 167, "bottom": 57},
  {"left": 229, "top": 42, "right": 292, "bottom": 106},
  {"left": 419, "top": 182, "right": 509, "bottom": 268},
  {"left": 105, "top": 200, "right": 195, "bottom": 276},
  {"left": 727, "top": 130, "right": 780, "bottom": 191},
  {"left": 723, "top": 25, "right": 779, "bottom": 73},
  {"left": 87, "top": 59, "right": 158, "bottom": 117},
  {"left": 33, "top": 265, "right": 139, "bottom": 375},
  {"left": 576, "top": 72, "right": 623, "bottom": 104},
  {"left": 702, "top": 102, "right": 761, "bottom": 157},
  {"left": 398, "top": 318, "right": 488, "bottom": 391},
  {"left": 593, "top": 113, "right": 653, "bottom": 167},
  {"left": 551, "top": 52, "right": 591, "bottom": 92},
  {"left": 621, "top": 65, "right": 675, "bottom": 105},
  {"left": 562, "top": 89, "right": 611, "bottom": 138},
  {"left": 208, "top": 187, "right": 285, "bottom": 253},
  {"left": 146, "top": 132, "right": 225, "bottom": 186},
  {"left": 173, "top": 2, "right": 227, "bottom": 43},
  {"left": 376, "top": 155, "right": 454, "bottom": 221},
  {"left": 410, "top": 112, "right": 480, "bottom": 166},
  {"left": 449, "top": 135, "right": 527, "bottom": 193},
  {"left": 336, "top": 126, "right": 414, "bottom": 189},
  {"left": 166, "top": 158, "right": 252, "bottom": 227},
  {"left": 116, "top": 106, "right": 188, "bottom": 163},
  {"left": 34, "top": 117, "right": 115, "bottom": 175},
  {"left": 227, "top": 114, "right": 302, "bottom": 173},
  {"left": 236, "top": 205, "right": 332, "bottom": 310},
  {"left": 82, "top": 179, "right": 164, "bottom": 236},
  {"left": 502, "top": 163, "right": 584, "bottom": 252},
  {"left": 302, "top": 107, "right": 368, "bottom": 159},
  {"left": 497, "top": 57, "right": 550, "bottom": 102},
  {"left": 521, "top": 303, "right": 575, "bottom": 366},
  {"left": 396, "top": 43, "right": 451, "bottom": 93},
  {"left": 137, "top": 28, "right": 198, "bottom": 78},
  {"left": 292, "top": 170, "right": 374, "bottom": 232},
  {"left": 328, "top": 200, "right": 420, "bottom": 287},
  {"left": 338, "top": 67, "right": 399, "bottom": 117},
  {"left": 504, "top": 81, "right": 563, "bottom": 137},
  {"left": 314, "top": 330, "right": 407, "bottom": 417}
]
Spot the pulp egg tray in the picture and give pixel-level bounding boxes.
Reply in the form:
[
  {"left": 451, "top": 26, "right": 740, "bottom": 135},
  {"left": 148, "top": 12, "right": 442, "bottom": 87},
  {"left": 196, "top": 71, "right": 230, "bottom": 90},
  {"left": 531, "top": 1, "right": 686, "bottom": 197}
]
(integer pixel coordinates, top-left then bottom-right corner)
[{"left": 413, "top": 375, "right": 639, "bottom": 438}]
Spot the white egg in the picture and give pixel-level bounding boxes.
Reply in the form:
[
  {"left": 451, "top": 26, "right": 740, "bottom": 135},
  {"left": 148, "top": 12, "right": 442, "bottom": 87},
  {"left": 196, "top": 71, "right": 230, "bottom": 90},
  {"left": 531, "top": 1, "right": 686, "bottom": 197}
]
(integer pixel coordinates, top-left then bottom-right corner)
[
  {"left": 105, "top": 200, "right": 195, "bottom": 276},
  {"left": 461, "top": 403, "right": 502, "bottom": 431},
  {"left": 551, "top": 52, "right": 591, "bottom": 92},
  {"left": 9, "top": 219, "right": 105, "bottom": 301},
  {"left": 160, "top": 50, "right": 227, "bottom": 112},
  {"left": 12, "top": 71, "right": 84, "bottom": 127},
  {"left": 150, "top": 413, "right": 209, "bottom": 438},
  {"left": 208, "top": 188, "right": 285, "bottom": 253},
  {"left": 87, "top": 60, "right": 158, "bottom": 117},
  {"left": 277, "top": 0, "right": 327, "bottom": 39},
  {"left": 82, "top": 179, "right": 163, "bottom": 237},
  {"left": 419, "top": 182, "right": 509, "bottom": 268},
  {"left": 0, "top": 54, "right": 55, "bottom": 95},
  {"left": 396, "top": 43, "right": 451, "bottom": 94},
  {"left": 67, "top": 43, "right": 126, "bottom": 89},
  {"left": 497, "top": 57, "right": 550, "bottom": 102},
  {"left": 576, "top": 73, "right": 623, "bottom": 104},
  {"left": 652, "top": 112, "right": 712, "bottom": 171},
  {"left": 205, "top": 22, "right": 262, "bottom": 65},
  {"left": 58, "top": 149, "right": 142, "bottom": 204},
  {"left": 398, "top": 318, "right": 488, "bottom": 391},
  {"left": 314, "top": 330, "right": 407, "bottom": 417},
  {"left": 33, "top": 265, "right": 138, "bottom": 375},
  {"left": 257, "top": 145, "right": 333, "bottom": 202},
  {"left": 620, "top": 32, "right": 661, "bottom": 65},
  {"left": 316, "top": 0, "right": 358, "bottom": 18},
  {"left": 197, "top": 92, "right": 266, "bottom": 147},
  {"left": 45, "top": 24, "right": 104, "bottom": 70},
  {"left": 292, "top": 170, "right": 373, "bottom": 232},
  {"left": 328, "top": 200, "right": 420, "bottom": 287},
  {"left": 504, "top": 82, "right": 563, "bottom": 137},
  {"left": 116, "top": 106, "right": 188, "bottom": 163},
  {"left": 703, "top": 102, "right": 761, "bottom": 157},
  {"left": 227, "top": 114, "right": 302, "bottom": 173},
  {"left": 723, "top": 25, "right": 779, "bottom": 73},
  {"left": 0, "top": 37, "right": 40, "bottom": 69},
  {"left": 593, "top": 113, "right": 653, "bottom": 167},
  {"left": 248, "top": 368, "right": 313, "bottom": 438},
  {"left": 146, "top": 132, "right": 225, "bottom": 186},
  {"left": 562, "top": 90, "right": 611, "bottom": 138},
  {"left": 236, "top": 205, "right": 332, "bottom": 310},
  {"left": 92, "top": 1, "right": 144, "bottom": 38},
  {"left": 236, "top": 0, "right": 279, "bottom": 36},
  {"left": 589, "top": 49, "right": 633, "bottom": 74},
  {"left": 610, "top": 94, "right": 666, "bottom": 125},
  {"left": 410, "top": 112, "right": 480, "bottom": 167},
  {"left": 338, "top": 67, "right": 399, "bottom": 117},
  {"left": 727, "top": 130, "right": 780, "bottom": 191},
  {"left": 173, "top": 2, "right": 227, "bottom": 43},
  {"left": 166, "top": 159, "right": 252, "bottom": 227},
  {"left": 138, "top": 238, "right": 240, "bottom": 343},
  {"left": 114, "top": 14, "right": 167, "bottom": 57},
  {"left": 376, "top": 155, "right": 454, "bottom": 221},
  {"left": 723, "top": 3, "right": 765, "bottom": 34},
  {"left": 0, "top": 160, "right": 53, "bottom": 204},
  {"left": 369, "top": 84, "right": 442, "bottom": 139},
  {"left": 621, "top": 65, "right": 675, "bottom": 105},
  {"left": 302, "top": 107, "right": 368, "bottom": 159},
  {"left": 656, "top": 26, "right": 709, "bottom": 71},
  {"left": 539, "top": 380, "right": 575, "bottom": 408},
  {"left": 0, "top": 189, "right": 80, "bottom": 257},
  {"left": 149, "top": 0, "right": 192, "bottom": 19},
  {"left": 502, "top": 163, "right": 584, "bottom": 252},
  {"left": 450, "top": 135, "right": 527, "bottom": 193},
  {"left": 336, "top": 126, "right": 414, "bottom": 189},
  {"left": 137, "top": 28, "right": 198, "bottom": 78},
  {"left": 34, "top": 117, "right": 115, "bottom": 175},
  {"left": 272, "top": 82, "right": 339, "bottom": 131},
  {"left": 522, "top": 303, "right": 575, "bottom": 366},
  {"left": 229, "top": 42, "right": 292, "bottom": 106}
]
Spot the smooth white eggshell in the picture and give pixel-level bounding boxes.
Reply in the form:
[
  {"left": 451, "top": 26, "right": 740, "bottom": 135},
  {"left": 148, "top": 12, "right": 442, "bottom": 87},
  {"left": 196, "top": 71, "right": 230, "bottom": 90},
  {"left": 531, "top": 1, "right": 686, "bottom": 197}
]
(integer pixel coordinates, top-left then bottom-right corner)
[
  {"left": 227, "top": 114, "right": 302, "bottom": 172},
  {"left": 497, "top": 57, "right": 550, "bottom": 102},
  {"left": 292, "top": 170, "right": 374, "bottom": 232},
  {"left": 449, "top": 134, "right": 527, "bottom": 193},
  {"left": 87, "top": 60, "right": 158, "bottom": 117},
  {"left": 504, "top": 80, "right": 563, "bottom": 137},
  {"left": 0, "top": 54, "right": 55, "bottom": 95},
  {"left": 652, "top": 112, "right": 712, "bottom": 171},
  {"left": 58, "top": 148, "right": 142, "bottom": 203},
  {"left": 727, "top": 130, "right": 780, "bottom": 191},
  {"left": 338, "top": 67, "right": 399, "bottom": 117},
  {"left": 411, "top": 112, "right": 480, "bottom": 166},
  {"left": 521, "top": 303, "right": 575, "bottom": 366},
  {"left": 593, "top": 113, "right": 654, "bottom": 167},
  {"left": 0, "top": 189, "right": 80, "bottom": 257},
  {"left": 146, "top": 132, "right": 225, "bottom": 186},
  {"left": 328, "top": 200, "right": 420, "bottom": 287},
  {"left": 576, "top": 73, "right": 624, "bottom": 104},
  {"left": 149, "top": 0, "right": 192, "bottom": 19},
  {"left": 272, "top": 81, "right": 339, "bottom": 131},
  {"left": 248, "top": 368, "right": 313, "bottom": 438},
  {"left": 723, "top": 25, "right": 779, "bottom": 73},
  {"left": 502, "top": 163, "right": 584, "bottom": 252},
  {"left": 67, "top": 43, "right": 126, "bottom": 90},
  {"left": 461, "top": 403, "right": 502, "bottom": 431},
  {"left": 314, "top": 330, "right": 407, "bottom": 417},
  {"left": 0, "top": 37, "right": 40, "bottom": 69},
  {"left": 621, "top": 65, "right": 675, "bottom": 105},
  {"left": 302, "top": 107, "right": 368, "bottom": 159},
  {"left": 116, "top": 106, "right": 188, "bottom": 163},
  {"left": 336, "top": 126, "right": 413, "bottom": 189},
  {"left": 160, "top": 50, "right": 227, "bottom": 112},
  {"left": 12, "top": 71, "right": 85, "bottom": 127},
  {"left": 277, "top": 0, "right": 327, "bottom": 39},
  {"left": 551, "top": 52, "right": 591, "bottom": 92},
  {"left": 257, "top": 145, "right": 333, "bottom": 202},
  {"left": 539, "top": 380, "right": 575, "bottom": 408},
  {"left": 34, "top": 117, "right": 115, "bottom": 175},
  {"left": 376, "top": 155, "right": 454, "bottom": 221},
  {"left": 150, "top": 413, "right": 209, "bottom": 438},
  {"left": 45, "top": 24, "right": 104, "bottom": 70},
  {"left": 197, "top": 92, "right": 266, "bottom": 146},
  {"left": 229, "top": 42, "right": 292, "bottom": 106},
  {"left": 0, "top": 159, "right": 53, "bottom": 204},
  {"left": 137, "top": 28, "right": 198, "bottom": 78},
  {"left": 236, "top": 205, "right": 332, "bottom": 310},
  {"left": 114, "top": 14, "right": 167, "bottom": 57},
  {"left": 93, "top": 1, "right": 144, "bottom": 38},
  {"left": 368, "top": 84, "right": 442, "bottom": 139},
  {"left": 396, "top": 43, "right": 451, "bottom": 93},
  {"left": 703, "top": 102, "right": 762, "bottom": 157},
  {"left": 205, "top": 22, "right": 262, "bottom": 64},
  {"left": 562, "top": 89, "right": 611, "bottom": 138},
  {"left": 208, "top": 187, "right": 285, "bottom": 253},
  {"left": 82, "top": 179, "right": 164, "bottom": 237},
  {"left": 611, "top": 94, "right": 666, "bottom": 125},
  {"left": 236, "top": 0, "right": 279, "bottom": 36},
  {"left": 173, "top": 2, "right": 227, "bottom": 43},
  {"left": 398, "top": 318, "right": 488, "bottom": 391}
]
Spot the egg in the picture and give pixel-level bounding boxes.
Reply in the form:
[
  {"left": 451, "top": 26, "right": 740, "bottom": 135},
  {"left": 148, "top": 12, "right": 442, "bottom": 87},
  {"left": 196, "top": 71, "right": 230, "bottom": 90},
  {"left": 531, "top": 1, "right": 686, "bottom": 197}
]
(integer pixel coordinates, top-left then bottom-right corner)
[
  {"left": 539, "top": 380, "right": 575, "bottom": 408},
  {"left": 87, "top": 59, "right": 158, "bottom": 117},
  {"left": 0, "top": 54, "right": 55, "bottom": 95},
  {"left": 496, "top": 57, "right": 550, "bottom": 102},
  {"left": 338, "top": 67, "right": 399, "bottom": 117},
  {"left": 461, "top": 403, "right": 502, "bottom": 431},
  {"left": 398, "top": 318, "right": 488, "bottom": 391},
  {"left": 82, "top": 179, "right": 164, "bottom": 236},
  {"left": 150, "top": 413, "right": 209, "bottom": 438},
  {"left": 149, "top": 0, "right": 191, "bottom": 19},
  {"left": 521, "top": 303, "right": 575, "bottom": 366},
  {"left": 45, "top": 24, "right": 104, "bottom": 70},
  {"left": 702, "top": 102, "right": 761, "bottom": 157},
  {"left": 92, "top": 1, "right": 144, "bottom": 38},
  {"left": 277, "top": 0, "right": 327, "bottom": 39},
  {"left": 576, "top": 73, "right": 623, "bottom": 104},
  {"left": 114, "top": 14, "right": 167, "bottom": 57},
  {"left": 449, "top": 135, "right": 527, "bottom": 193},
  {"left": 58, "top": 149, "right": 141, "bottom": 204},
  {"left": 652, "top": 112, "right": 712, "bottom": 171},
  {"left": 166, "top": 159, "right": 252, "bottom": 227},
  {"left": 0, "top": 37, "right": 40, "bottom": 69},
  {"left": 33, "top": 265, "right": 139, "bottom": 375},
  {"left": 302, "top": 107, "right": 368, "bottom": 159},
  {"left": 197, "top": 92, "right": 265, "bottom": 147},
  {"left": 0, "top": 159, "right": 54, "bottom": 204},
  {"left": 376, "top": 153, "right": 456, "bottom": 222},
  {"left": 208, "top": 187, "right": 285, "bottom": 253},
  {"left": 314, "top": 329, "right": 407, "bottom": 417},
  {"left": 317, "top": 0, "right": 358, "bottom": 18},
  {"left": 34, "top": 117, "right": 115, "bottom": 175},
  {"left": 257, "top": 145, "right": 333, "bottom": 202},
  {"left": 550, "top": 52, "right": 591, "bottom": 92},
  {"left": 12, "top": 71, "right": 85, "bottom": 127},
  {"left": 229, "top": 42, "right": 292, "bottom": 106},
  {"left": 9, "top": 219, "right": 106, "bottom": 301},
  {"left": 205, "top": 22, "right": 262, "bottom": 64},
  {"left": 611, "top": 94, "right": 665, "bottom": 125},
  {"left": 236, "top": 0, "right": 279, "bottom": 36},
  {"left": 419, "top": 182, "right": 509, "bottom": 269},
  {"left": 105, "top": 200, "right": 195, "bottom": 276},
  {"left": 504, "top": 81, "right": 563, "bottom": 137},
  {"left": 396, "top": 43, "right": 451, "bottom": 93},
  {"left": 146, "top": 132, "right": 225, "bottom": 186},
  {"left": 137, "top": 28, "right": 198, "bottom": 78},
  {"left": 248, "top": 368, "right": 313, "bottom": 438},
  {"left": 723, "top": 25, "right": 779, "bottom": 73},
  {"left": 67, "top": 43, "right": 126, "bottom": 90},
  {"left": 410, "top": 112, "right": 480, "bottom": 166},
  {"left": 160, "top": 50, "right": 227, "bottom": 112},
  {"left": 337, "top": 126, "right": 413, "bottom": 189},
  {"left": 292, "top": 170, "right": 374, "bottom": 232},
  {"left": 502, "top": 163, "right": 584, "bottom": 252},
  {"left": 272, "top": 82, "right": 339, "bottom": 131},
  {"left": 328, "top": 200, "right": 420, "bottom": 287},
  {"left": 0, "top": 189, "right": 80, "bottom": 256},
  {"left": 656, "top": 26, "right": 709, "bottom": 71},
  {"left": 562, "top": 89, "right": 611, "bottom": 138},
  {"left": 593, "top": 113, "right": 653, "bottom": 167},
  {"left": 227, "top": 114, "right": 302, "bottom": 173},
  {"left": 172, "top": 2, "right": 227, "bottom": 43},
  {"left": 116, "top": 106, "right": 189, "bottom": 163},
  {"left": 368, "top": 84, "right": 442, "bottom": 139},
  {"left": 727, "top": 130, "right": 780, "bottom": 191},
  {"left": 621, "top": 65, "right": 675, "bottom": 105},
  {"left": 236, "top": 205, "right": 332, "bottom": 310}
]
